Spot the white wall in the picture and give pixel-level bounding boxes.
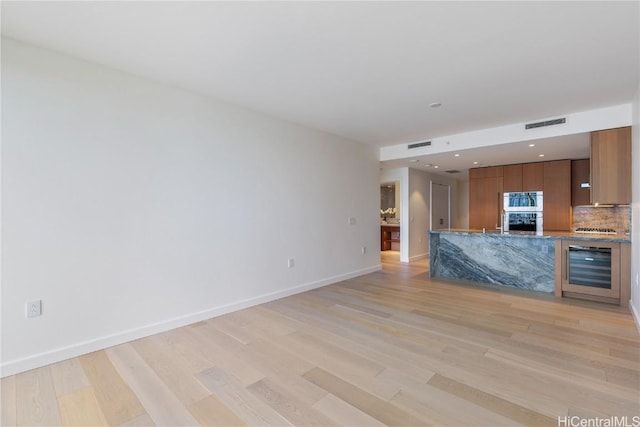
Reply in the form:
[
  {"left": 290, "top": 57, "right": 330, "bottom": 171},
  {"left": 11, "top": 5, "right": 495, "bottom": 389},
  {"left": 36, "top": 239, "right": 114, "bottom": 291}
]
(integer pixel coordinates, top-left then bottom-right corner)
[
  {"left": 0, "top": 38, "right": 381, "bottom": 376},
  {"left": 631, "top": 82, "right": 640, "bottom": 329},
  {"left": 456, "top": 180, "right": 470, "bottom": 229},
  {"left": 408, "top": 169, "right": 431, "bottom": 261}
]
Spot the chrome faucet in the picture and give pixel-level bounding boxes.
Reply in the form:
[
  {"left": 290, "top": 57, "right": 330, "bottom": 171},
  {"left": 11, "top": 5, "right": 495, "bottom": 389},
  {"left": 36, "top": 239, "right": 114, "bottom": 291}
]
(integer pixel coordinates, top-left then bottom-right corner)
[{"left": 496, "top": 210, "right": 505, "bottom": 233}]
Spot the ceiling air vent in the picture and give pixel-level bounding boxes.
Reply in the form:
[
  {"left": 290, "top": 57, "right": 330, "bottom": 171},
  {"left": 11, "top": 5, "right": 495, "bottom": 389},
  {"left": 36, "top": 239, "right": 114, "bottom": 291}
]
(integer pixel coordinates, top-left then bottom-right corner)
[
  {"left": 525, "top": 117, "right": 566, "bottom": 129},
  {"left": 445, "top": 170, "right": 461, "bottom": 174},
  {"left": 408, "top": 141, "right": 431, "bottom": 149}
]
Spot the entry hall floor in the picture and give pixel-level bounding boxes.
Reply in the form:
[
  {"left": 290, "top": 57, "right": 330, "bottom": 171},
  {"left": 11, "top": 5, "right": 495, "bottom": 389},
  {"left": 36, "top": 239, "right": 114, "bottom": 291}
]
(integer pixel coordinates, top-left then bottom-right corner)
[{"left": 2, "top": 253, "right": 639, "bottom": 426}]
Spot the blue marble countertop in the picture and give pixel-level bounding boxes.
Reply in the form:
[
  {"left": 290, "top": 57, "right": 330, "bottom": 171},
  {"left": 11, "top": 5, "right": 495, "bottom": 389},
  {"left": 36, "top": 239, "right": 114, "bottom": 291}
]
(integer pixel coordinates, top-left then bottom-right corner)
[{"left": 429, "top": 229, "right": 630, "bottom": 243}]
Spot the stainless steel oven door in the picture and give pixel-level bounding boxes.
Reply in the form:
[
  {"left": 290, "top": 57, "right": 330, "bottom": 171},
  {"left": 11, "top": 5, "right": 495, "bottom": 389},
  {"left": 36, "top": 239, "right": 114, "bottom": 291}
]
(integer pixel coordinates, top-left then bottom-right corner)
[{"left": 504, "top": 212, "right": 543, "bottom": 233}]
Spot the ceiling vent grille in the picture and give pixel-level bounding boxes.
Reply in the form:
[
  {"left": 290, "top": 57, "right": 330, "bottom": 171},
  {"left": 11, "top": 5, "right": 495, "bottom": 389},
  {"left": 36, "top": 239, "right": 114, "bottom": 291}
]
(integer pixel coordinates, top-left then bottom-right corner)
[
  {"left": 445, "top": 170, "right": 461, "bottom": 174},
  {"left": 408, "top": 141, "right": 431, "bottom": 149},
  {"left": 525, "top": 117, "right": 566, "bottom": 129}
]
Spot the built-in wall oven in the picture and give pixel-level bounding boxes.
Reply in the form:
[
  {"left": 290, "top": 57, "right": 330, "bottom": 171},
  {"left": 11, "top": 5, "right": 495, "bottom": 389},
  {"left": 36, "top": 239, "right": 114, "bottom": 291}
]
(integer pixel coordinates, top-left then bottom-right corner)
[
  {"left": 503, "top": 192, "right": 543, "bottom": 234},
  {"left": 503, "top": 191, "right": 543, "bottom": 211},
  {"left": 504, "top": 212, "right": 543, "bottom": 233}
]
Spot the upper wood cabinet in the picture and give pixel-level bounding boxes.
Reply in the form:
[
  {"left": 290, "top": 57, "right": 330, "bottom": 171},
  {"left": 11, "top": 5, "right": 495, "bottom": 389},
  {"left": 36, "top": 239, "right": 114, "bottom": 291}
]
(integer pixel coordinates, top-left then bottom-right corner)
[
  {"left": 591, "top": 127, "right": 631, "bottom": 204},
  {"left": 543, "top": 160, "right": 571, "bottom": 231},
  {"left": 468, "top": 166, "right": 503, "bottom": 179},
  {"left": 502, "top": 163, "right": 544, "bottom": 192},
  {"left": 502, "top": 164, "right": 522, "bottom": 192},
  {"left": 571, "top": 159, "right": 590, "bottom": 206},
  {"left": 469, "top": 161, "right": 572, "bottom": 231},
  {"left": 522, "top": 162, "right": 544, "bottom": 191}
]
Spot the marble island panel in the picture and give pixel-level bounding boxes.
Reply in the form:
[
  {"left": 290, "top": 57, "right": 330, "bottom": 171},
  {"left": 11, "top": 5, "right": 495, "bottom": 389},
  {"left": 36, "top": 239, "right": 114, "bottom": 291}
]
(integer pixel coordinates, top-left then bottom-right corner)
[{"left": 429, "top": 231, "right": 555, "bottom": 293}]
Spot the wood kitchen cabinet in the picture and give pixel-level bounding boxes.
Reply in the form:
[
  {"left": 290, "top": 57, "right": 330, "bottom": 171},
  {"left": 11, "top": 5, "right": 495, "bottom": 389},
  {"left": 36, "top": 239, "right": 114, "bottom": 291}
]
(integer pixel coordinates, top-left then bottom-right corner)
[
  {"left": 591, "top": 127, "right": 631, "bottom": 204},
  {"left": 502, "top": 164, "right": 522, "bottom": 192},
  {"left": 471, "top": 161, "right": 571, "bottom": 231},
  {"left": 380, "top": 225, "right": 400, "bottom": 251},
  {"left": 555, "top": 239, "right": 630, "bottom": 307},
  {"left": 571, "top": 159, "right": 590, "bottom": 206},
  {"left": 469, "top": 166, "right": 503, "bottom": 230},
  {"left": 543, "top": 160, "right": 571, "bottom": 231},
  {"left": 522, "top": 162, "right": 544, "bottom": 191},
  {"left": 502, "top": 162, "right": 544, "bottom": 192},
  {"left": 468, "top": 166, "right": 503, "bottom": 179}
]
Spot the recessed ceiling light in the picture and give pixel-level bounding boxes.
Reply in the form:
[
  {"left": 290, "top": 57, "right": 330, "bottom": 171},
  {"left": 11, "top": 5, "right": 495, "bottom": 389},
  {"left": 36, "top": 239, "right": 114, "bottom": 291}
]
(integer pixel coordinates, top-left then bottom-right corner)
[
  {"left": 473, "top": 161, "right": 478, "bottom": 165},
  {"left": 409, "top": 159, "right": 419, "bottom": 163},
  {"left": 529, "top": 144, "right": 535, "bottom": 147},
  {"left": 538, "top": 154, "right": 545, "bottom": 157},
  {"left": 454, "top": 153, "right": 460, "bottom": 157},
  {"left": 434, "top": 165, "right": 439, "bottom": 168},
  {"left": 429, "top": 102, "right": 442, "bottom": 108},
  {"left": 424, "top": 164, "right": 432, "bottom": 168}
]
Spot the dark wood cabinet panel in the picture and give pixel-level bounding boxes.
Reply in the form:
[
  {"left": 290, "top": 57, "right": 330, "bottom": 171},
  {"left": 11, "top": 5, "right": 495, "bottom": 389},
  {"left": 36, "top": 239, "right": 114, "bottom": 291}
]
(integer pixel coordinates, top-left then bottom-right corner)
[
  {"left": 543, "top": 160, "right": 571, "bottom": 231},
  {"left": 380, "top": 226, "right": 400, "bottom": 251},
  {"left": 503, "top": 164, "right": 522, "bottom": 192},
  {"left": 591, "top": 127, "right": 631, "bottom": 204},
  {"left": 571, "top": 159, "right": 590, "bottom": 206},
  {"left": 522, "top": 162, "right": 544, "bottom": 191}
]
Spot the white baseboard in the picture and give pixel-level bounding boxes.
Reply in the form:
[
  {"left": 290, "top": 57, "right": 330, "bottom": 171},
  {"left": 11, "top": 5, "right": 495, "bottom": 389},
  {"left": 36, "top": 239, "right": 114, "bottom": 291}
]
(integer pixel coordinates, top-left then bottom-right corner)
[
  {"left": 630, "top": 299, "right": 640, "bottom": 335},
  {"left": 409, "top": 253, "right": 429, "bottom": 262},
  {"left": 0, "top": 264, "right": 381, "bottom": 378}
]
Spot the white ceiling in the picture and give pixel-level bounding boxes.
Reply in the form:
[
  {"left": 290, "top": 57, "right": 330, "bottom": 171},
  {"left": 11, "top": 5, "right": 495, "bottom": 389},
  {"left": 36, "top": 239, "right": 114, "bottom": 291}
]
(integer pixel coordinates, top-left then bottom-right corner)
[
  {"left": 2, "top": 1, "right": 638, "bottom": 170},
  {"left": 380, "top": 132, "right": 591, "bottom": 178}
]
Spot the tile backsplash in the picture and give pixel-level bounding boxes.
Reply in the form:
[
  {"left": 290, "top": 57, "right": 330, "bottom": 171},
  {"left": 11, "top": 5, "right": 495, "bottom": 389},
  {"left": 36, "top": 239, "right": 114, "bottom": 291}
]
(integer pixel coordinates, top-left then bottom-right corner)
[{"left": 572, "top": 206, "right": 631, "bottom": 234}]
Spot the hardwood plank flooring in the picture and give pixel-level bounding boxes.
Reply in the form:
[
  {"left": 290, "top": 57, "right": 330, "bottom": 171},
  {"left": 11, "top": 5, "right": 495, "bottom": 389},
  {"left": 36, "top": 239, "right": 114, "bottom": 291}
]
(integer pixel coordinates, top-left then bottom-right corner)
[{"left": 2, "top": 251, "right": 638, "bottom": 426}]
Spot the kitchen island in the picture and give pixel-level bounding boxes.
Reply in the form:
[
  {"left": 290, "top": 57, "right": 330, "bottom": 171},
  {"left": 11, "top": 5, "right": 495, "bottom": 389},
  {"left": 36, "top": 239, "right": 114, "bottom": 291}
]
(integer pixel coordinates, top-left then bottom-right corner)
[{"left": 429, "top": 230, "right": 630, "bottom": 295}]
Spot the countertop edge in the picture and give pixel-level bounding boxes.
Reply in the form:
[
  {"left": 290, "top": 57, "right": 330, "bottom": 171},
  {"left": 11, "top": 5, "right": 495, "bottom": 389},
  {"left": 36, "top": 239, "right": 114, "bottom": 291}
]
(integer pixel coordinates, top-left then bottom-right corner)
[{"left": 428, "top": 229, "right": 631, "bottom": 243}]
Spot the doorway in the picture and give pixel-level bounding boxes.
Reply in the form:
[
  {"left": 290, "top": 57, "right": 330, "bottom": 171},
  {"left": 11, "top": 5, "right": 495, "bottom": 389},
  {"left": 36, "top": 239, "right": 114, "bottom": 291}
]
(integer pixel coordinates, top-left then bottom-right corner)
[{"left": 380, "top": 181, "right": 401, "bottom": 259}]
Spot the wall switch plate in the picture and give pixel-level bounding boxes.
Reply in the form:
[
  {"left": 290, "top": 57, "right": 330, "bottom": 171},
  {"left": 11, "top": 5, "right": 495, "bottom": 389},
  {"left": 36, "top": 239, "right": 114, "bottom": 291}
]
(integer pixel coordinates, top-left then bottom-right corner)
[
  {"left": 287, "top": 258, "right": 294, "bottom": 268},
  {"left": 26, "top": 300, "right": 42, "bottom": 318},
  {"left": 361, "top": 246, "right": 366, "bottom": 255},
  {"left": 348, "top": 217, "right": 356, "bottom": 225}
]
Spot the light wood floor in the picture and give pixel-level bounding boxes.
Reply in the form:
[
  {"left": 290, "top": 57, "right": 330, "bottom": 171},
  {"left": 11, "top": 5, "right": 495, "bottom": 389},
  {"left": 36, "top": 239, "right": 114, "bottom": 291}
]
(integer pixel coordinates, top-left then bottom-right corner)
[{"left": 2, "top": 252, "right": 639, "bottom": 426}]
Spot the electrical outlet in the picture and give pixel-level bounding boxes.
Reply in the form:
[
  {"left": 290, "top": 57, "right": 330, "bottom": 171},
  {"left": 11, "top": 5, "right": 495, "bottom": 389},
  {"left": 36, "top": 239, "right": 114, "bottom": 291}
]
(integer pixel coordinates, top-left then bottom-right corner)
[
  {"left": 26, "top": 300, "right": 42, "bottom": 318},
  {"left": 287, "top": 258, "right": 294, "bottom": 268},
  {"left": 361, "top": 246, "right": 366, "bottom": 255}
]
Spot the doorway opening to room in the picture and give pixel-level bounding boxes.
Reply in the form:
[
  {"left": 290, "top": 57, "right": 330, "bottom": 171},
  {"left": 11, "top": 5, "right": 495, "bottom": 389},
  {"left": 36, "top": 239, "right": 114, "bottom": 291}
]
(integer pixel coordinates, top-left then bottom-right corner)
[{"left": 380, "top": 182, "right": 400, "bottom": 261}]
